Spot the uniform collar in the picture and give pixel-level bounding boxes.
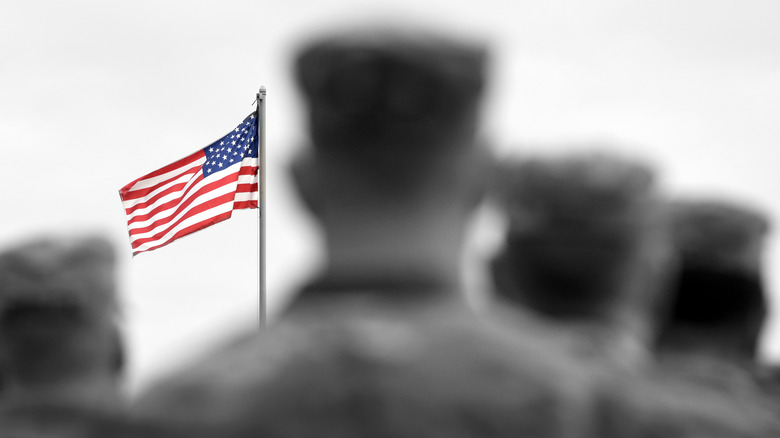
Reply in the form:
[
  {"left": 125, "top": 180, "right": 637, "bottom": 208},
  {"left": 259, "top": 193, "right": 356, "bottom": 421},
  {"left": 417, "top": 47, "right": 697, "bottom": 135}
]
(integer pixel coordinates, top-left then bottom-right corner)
[{"left": 287, "top": 272, "right": 461, "bottom": 313}]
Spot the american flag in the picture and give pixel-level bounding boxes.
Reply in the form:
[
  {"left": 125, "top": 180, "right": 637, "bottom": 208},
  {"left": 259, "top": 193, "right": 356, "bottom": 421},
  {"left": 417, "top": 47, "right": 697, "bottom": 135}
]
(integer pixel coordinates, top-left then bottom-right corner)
[{"left": 119, "top": 113, "right": 259, "bottom": 255}]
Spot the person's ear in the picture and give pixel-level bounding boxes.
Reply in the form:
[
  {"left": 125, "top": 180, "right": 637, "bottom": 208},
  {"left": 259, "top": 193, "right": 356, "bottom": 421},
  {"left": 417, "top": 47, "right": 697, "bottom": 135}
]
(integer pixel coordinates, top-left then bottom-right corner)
[
  {"left": 462, "top": 144, "right": 496, "bottom": 212},
  {"left": 110, "top": 327, "right": 124, "bottom": 375},
  {"left": 289, "top": 149, "right": 324, "bottom": 217},
  {"left": 489, "top": 251, "right": 521, "bottom": 305}
]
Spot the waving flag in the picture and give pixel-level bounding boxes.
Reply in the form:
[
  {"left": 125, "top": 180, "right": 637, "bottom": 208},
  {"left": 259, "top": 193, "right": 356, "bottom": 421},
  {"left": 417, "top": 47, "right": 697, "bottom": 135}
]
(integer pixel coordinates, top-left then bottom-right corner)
[{"left": 120, "top": 113, "right": 259, "bottom": 255}]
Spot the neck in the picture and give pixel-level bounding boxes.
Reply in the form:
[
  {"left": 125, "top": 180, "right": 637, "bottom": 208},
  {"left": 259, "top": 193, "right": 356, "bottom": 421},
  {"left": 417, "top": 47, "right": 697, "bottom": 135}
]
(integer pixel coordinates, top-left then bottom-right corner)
[
  {"left": 2, "top": 375, "right": 123, "bottom": 410},
  {"left": 320, "top": 206, "right": 468, "bottom": 293},
  {"left": 657, "top": 335, "right": 757, "bottom": 367}
]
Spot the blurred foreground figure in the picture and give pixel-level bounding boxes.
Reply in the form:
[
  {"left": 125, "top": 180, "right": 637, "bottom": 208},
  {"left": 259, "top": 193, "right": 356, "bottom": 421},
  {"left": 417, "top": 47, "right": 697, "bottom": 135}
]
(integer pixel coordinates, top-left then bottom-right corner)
[
  {"left": 656, "top": 199, "right": 769, "bottom": 368},
  {"left": 489, "top": 152, "right": 673, "bottom": 370},
  {"left": 594, "top": 200, "right": 778, "bottom": 437},
  {"left": 651, "top": 200, "right": 778, "bottom": 427},
  {"left": 289, "top": 26, "right": 490, "bottom": 291},
  {"left": 0, "top": 234, "right": 124, "bottom": 436},
  {"left": 130, "top": 26, "right": 593, "bottom": 438}
]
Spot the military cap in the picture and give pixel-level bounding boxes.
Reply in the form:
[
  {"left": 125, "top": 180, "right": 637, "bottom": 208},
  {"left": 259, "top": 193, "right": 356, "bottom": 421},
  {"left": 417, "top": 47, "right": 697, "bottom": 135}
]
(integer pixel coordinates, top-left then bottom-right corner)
[
  {"left": 669, "top": 199, "right": 770, "bottom": 274},
  {"left": 0, "top": 233, "right": 123, "bottom": 400},
  {"left": 0, "top": 234, "right": 118, "bottom": 318},
  {"left": 294, "top": 25, "right": 488, "bottom": 163},
  {"left": 495, "top": 152, "right": 660, "bottom": 240}
]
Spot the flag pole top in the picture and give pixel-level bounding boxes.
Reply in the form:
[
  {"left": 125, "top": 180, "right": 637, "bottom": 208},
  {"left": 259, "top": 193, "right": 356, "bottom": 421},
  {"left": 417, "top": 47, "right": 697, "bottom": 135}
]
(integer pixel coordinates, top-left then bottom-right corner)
[{"left": 254, "top": 87, "right": 266, "bottom": 106}]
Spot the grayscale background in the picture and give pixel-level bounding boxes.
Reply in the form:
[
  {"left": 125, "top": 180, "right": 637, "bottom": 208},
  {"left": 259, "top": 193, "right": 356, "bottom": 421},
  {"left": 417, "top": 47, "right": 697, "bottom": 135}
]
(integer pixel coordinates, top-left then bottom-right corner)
[{"left": 1, "top": 0, "right": 778, "bottom": 394}]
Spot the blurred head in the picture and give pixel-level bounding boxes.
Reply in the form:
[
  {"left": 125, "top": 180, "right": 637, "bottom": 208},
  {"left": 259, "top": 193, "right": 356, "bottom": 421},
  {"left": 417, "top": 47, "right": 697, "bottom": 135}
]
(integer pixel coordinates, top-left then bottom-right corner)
[
  {"left": 295, "top": 26, "right": 487, "bottom": 168},
  {"left": 290, "top": 25, "right": 491, "bottom": 284},
  {"left": 0, "top": 234, "right": 123, "bottom": 401},
  {"left": 656, "top": 199, "right": 770, "bottom": 362},
  {"left": 490, "top": 152, "right": 674, "bottom": 340}
]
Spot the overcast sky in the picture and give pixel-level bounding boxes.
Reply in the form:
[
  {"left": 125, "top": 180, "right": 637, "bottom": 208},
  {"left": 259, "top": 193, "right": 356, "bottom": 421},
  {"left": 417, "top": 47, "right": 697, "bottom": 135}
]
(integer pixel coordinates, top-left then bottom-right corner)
[{"left": 2, "top": 0, "right": 779, "bottom": 393}]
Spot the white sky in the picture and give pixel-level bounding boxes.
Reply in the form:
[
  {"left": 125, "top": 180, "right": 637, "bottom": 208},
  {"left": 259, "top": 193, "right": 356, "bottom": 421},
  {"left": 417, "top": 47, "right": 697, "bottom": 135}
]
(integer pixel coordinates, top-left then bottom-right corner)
[{"left": 2, "top": 1, "right": 779, "bottom": 394}]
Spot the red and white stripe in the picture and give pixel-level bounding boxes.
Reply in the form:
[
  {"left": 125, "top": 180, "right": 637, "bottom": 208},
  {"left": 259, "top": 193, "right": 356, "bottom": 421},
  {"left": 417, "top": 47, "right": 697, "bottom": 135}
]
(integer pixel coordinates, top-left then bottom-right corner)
[{"left": 119, "top": 150, "right": 259, "bottom": 255}]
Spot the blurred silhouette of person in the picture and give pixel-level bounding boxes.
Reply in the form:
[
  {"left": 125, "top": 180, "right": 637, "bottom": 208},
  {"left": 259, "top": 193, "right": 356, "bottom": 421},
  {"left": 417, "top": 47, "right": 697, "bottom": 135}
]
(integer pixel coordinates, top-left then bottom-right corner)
[
  {"left": 656, "top": 199, "right": 769, "bottom": 370},
  {"left": 286, "top": 26, "right": 490, "bottom": 298},
  {"left": 0, "top": 233, "right": 125, "bottom": 436},
  {"left": 591, "top": 199, "right": 779, "bottom": 437},
  {"left": 655, "top": 199, "right": 778, "bottom": 422},
  {"left": 130, "top": 25, "right": 594, "bottom": 438},
  {"left": 489, "top": 152, "right": 675, "bottom": 371},
  {"left": 593, "top": 367, "right": 778, "bottom": 438}
]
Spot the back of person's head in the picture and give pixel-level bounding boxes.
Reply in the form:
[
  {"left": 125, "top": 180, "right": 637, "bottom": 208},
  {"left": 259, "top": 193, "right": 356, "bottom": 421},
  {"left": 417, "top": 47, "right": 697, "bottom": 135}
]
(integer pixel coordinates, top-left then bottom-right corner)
[
  {"left": 490, "top": 151, "right": 673, "bottom": 330},
  {"left": 656, "top": 199, "right": 770, "bottom": 362},
  {"left": 289, "top": 25, "right": 493, "bottom": 286},
  {"left": 0, "top": 234, "right": 123, "bottom": 396}
]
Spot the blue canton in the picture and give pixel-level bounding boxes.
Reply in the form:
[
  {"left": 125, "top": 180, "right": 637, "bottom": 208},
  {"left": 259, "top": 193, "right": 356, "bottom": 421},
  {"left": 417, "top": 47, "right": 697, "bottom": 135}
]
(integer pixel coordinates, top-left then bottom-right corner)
[{"left": 202, "top": 113, "right": 259, "bottom": 177}]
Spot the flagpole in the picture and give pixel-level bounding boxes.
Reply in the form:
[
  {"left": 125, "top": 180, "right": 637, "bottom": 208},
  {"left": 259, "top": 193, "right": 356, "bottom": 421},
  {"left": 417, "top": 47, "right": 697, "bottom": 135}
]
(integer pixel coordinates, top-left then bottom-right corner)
[{"left": 257, "top": 86, "right": 267, "bottom": 328}]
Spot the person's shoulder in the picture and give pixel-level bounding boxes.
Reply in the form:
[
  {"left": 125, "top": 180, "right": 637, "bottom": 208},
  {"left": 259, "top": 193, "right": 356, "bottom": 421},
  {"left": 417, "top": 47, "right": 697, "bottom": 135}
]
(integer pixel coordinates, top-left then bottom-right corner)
[
  {"left": 592, "top": 362, "right": 779, "bottom": 437},
  {"left": 133, "top": 294, "right": 596, "bottom": 436}
]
